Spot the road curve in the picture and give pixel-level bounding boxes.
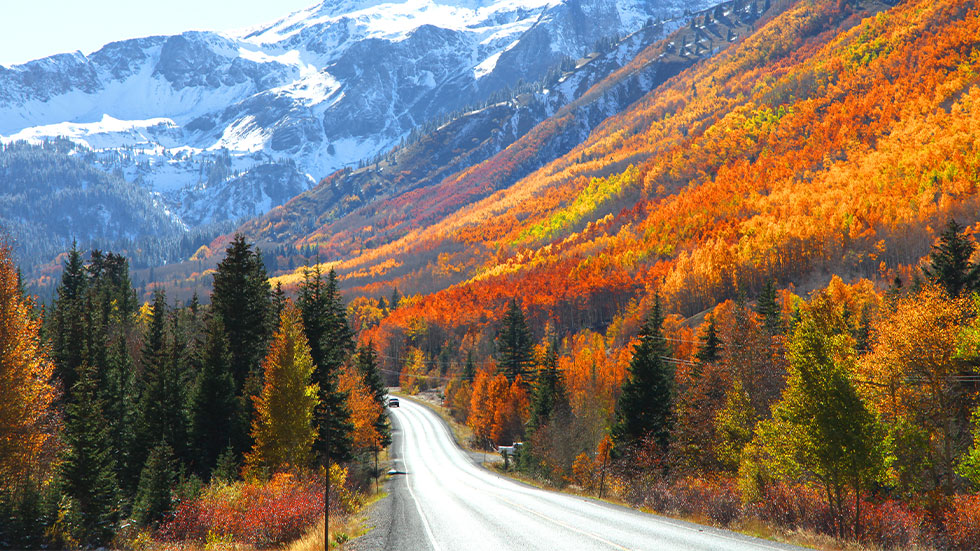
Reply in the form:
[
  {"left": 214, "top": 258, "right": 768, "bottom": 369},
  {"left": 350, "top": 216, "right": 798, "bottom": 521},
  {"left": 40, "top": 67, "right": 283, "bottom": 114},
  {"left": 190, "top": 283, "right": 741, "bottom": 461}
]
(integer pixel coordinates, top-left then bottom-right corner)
[{"left": 385, "top": 397, "right": 808, "bottom": 551}]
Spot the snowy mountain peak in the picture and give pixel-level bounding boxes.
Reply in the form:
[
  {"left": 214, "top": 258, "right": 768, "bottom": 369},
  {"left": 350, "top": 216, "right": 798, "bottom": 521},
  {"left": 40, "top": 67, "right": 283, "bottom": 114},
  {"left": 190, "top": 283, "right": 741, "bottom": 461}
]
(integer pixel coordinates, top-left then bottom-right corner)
[{"left": 0, "top": 0, "right": 715, "bottom": 232}]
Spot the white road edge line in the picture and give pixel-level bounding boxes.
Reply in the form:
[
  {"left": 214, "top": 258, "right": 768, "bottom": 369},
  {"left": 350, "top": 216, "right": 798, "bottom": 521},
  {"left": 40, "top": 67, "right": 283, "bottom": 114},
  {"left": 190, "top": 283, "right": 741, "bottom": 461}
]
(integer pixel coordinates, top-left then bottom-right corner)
[{"left": 399, "top": 405, "right": 445, "bottom": 551}]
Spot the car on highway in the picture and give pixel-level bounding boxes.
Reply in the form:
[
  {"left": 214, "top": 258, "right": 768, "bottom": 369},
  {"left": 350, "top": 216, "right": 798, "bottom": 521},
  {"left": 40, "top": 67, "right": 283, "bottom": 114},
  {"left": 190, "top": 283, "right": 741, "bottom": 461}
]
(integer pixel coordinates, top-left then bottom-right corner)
[{"left": 389, "top": 397, "right": 400, "bottom": 408}]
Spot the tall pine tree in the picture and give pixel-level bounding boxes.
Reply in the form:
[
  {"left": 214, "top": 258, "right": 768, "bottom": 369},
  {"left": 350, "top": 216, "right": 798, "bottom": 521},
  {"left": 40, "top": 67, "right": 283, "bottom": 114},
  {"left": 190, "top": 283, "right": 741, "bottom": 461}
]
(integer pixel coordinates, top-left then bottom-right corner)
[
  {"left": 757, "top": 279, "right": 782, "bottom": 335},
  {"left": 58, "top": 363, "right": 120, "bottom": 546},
  {"left": 211, "top": 234, "right": 273, "bottom": 456},
  {"left": 924, "top": 218, "right": 980, "bottom": 297},
  {"left": 50, "top": 243, "right": 90, "bottom": 403},
  {"left": 133, "top": 443, "right": 178, "bottom": 527},
  {"left": 527, "top": 342, "right": 568, "bottom": 433},
  {"left": 299, "top": 266, "right": 355, "bottom": 465},
  {"left": 496, "top": 299, "right": 534, "bottom": 381},
  {"left": 694, "top": 313, "right": 722, "bottom": 367},
  {"left": 134, "top": 292, "right": 186, "bottom": 472},
  {"left": 611, "top": 294, "right": 674, "bottom": 459},
  {"left": 187, "top": 314, "right": 240, "bottom": 479}
]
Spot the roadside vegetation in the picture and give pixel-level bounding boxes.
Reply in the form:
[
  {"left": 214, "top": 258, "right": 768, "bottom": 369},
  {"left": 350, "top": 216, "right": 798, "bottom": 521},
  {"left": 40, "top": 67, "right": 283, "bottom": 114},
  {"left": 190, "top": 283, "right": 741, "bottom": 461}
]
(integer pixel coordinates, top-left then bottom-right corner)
[
  {"left": 395, "top": 221, "right": 980, "bottom": 550},
  {"left": 0, "top": 236, "right": 390, "bottom": 549}
]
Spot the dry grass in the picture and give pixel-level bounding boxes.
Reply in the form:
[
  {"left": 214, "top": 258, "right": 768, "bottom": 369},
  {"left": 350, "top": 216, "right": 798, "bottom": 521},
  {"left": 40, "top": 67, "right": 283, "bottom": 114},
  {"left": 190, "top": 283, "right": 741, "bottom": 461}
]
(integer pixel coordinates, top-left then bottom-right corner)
[
  {"left": 281, "top": 513, "right": 358, "bottom": 551},
  {"left": 285, "top": 484, "right": 389, "bottom": 551}
]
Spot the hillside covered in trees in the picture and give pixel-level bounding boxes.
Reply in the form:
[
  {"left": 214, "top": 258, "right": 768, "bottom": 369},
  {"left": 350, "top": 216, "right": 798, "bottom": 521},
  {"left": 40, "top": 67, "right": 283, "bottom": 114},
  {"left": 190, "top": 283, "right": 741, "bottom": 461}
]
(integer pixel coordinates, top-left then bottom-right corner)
[
  {"left": 6, "top": 0, "right": 980, "bottom": 548},
  {"left": 270, "top": 0, "right": 980, "bottom": 547}
]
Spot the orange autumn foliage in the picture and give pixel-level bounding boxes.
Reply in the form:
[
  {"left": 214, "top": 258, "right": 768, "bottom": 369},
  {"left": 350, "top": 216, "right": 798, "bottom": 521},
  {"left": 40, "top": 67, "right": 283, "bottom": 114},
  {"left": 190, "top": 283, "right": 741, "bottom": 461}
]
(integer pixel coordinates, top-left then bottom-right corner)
[
  {"left": 0, "top": 244, "right": 59, "bottom": 486},
  {"left": 466, "top": 370, "right": 529, "bottom": 446},
  {"left": 322, "top": 0, "right": 980, "bottom": 374},
  {"left": 337, "top": 365, "right": 383, "bottom": 452}
]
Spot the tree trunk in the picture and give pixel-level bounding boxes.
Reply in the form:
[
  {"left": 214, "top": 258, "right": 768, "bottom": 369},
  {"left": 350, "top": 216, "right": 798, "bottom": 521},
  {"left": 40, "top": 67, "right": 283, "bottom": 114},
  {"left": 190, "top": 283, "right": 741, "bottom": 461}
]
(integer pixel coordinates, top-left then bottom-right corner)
[{"left": 854, "top": 476, "right": 861, "bottom": 541}]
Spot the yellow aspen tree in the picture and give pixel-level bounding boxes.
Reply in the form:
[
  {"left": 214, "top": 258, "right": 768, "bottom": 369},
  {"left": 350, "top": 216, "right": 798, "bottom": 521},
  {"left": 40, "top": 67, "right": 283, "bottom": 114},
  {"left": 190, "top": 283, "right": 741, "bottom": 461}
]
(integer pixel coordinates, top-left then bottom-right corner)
[{"left": 246, "top": 302, "right": 319, "bottom": 475}]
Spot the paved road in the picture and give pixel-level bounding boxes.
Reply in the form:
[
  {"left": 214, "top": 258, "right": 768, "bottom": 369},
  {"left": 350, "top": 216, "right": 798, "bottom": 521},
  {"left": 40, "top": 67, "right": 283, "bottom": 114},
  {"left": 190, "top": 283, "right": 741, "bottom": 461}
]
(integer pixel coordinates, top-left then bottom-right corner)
[{"left": 381, "top": 397, "right": 807, "bottom": 551}]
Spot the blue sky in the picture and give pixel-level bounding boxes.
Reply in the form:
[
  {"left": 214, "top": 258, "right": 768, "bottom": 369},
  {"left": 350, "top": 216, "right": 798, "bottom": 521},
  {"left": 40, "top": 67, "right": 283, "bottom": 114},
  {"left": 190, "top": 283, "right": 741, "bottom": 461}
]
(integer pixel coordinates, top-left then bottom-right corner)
[{"left": 0, "top": 0, "right": 316, "bottom": 67}]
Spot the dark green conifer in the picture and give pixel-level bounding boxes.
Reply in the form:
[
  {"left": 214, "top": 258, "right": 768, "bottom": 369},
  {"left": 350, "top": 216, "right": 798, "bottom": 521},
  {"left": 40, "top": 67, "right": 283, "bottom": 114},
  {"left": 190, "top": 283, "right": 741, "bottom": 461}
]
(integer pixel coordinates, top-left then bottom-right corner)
[
  {"left": 496, "top": 299, "right": 534, "bottom": 381},
  {"left": 50, "top": 243, "right": 90, "bottom": 402},
  {"left": 133, "top": 444, "right": 177, "bottom": 527},
  {"left": 757, "top": 279, "right": 782, "bottom": 335},
  {"left": 694, "top": 313, "right": 722, "bottom": 368},
  {"left": 135, "top": 292, "right": 186, "bottom": 469},
  {"left": 212, "top": 444, "right": 240, "bottom": 482},
  {"left": 463, "top": 351, "right": 477, "bottom": 380},
  {"left": 272, "top": 281, "right": 287, "bottom": 318},
  {"left": 187, "top": 315, "right": 240, "bottom": 479},
  {"left": 299, "top": 266, "right": 355, "bottom": 464},
  {"left": 611, "top": 294, "right": 673, "bottom": 459},
  {"left": 924, "top": 218, "right": 979, "bottom": 297},
  {"left": 59, "top": 363, "right": 120, "bottom": 546},
  {"left": 528, "top": 342, "right": 568, "bottom": 432},
  {"left": 104, "top": 337, "right": 139, "bottom": 494},
  {"left": 211, "top": 234, "right": 273, "bottom": 455}
]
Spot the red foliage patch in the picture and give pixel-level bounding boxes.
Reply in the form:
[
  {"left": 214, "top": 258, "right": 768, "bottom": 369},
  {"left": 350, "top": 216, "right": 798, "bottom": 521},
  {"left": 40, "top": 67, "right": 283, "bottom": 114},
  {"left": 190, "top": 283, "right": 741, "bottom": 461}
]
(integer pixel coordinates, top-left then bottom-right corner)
[
  {"left": 944, "top": 494, "right": 980, "bottom": 550},
  {"left": 158, "top": 472, "right": 324, "bottom": 547}
]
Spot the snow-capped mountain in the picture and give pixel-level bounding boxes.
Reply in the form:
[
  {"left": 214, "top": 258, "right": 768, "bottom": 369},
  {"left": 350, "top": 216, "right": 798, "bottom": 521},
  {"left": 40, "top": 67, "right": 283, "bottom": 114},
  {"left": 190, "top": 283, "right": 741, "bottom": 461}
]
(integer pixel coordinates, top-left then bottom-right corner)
[{"left": 0, "top": 0, "right": 713, "bottom": 230}]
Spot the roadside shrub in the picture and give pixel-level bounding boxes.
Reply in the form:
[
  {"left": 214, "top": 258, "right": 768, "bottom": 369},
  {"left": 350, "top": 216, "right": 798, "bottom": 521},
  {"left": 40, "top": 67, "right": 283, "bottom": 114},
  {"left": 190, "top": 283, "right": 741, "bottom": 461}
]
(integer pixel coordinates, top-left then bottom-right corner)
[
  {"left": 749, "top": 483, "right": 834, "bottom": 534},
  {"left": 944, "top": 494, "right": 980, "bottom": 550},
  {"left": 159, "top": 471, "right": 328, "bottom": 546},
  {"left": 636, "top": 477, "right": 741, "bottom": 527},
  {"left": 858, "top": 498, "right": 925, "bottom": 549}
]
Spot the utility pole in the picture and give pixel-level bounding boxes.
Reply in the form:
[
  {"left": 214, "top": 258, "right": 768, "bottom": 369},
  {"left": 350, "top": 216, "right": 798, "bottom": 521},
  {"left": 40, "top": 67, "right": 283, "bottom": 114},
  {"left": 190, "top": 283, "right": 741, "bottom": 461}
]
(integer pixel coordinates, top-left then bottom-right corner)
[{"left": 324, "top": 409, "right": 330, "bottom": 551}]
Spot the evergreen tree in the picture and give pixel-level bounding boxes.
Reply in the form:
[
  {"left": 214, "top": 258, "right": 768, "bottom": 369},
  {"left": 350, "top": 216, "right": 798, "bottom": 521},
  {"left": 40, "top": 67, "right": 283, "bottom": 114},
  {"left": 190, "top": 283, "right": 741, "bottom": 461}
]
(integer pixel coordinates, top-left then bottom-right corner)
[
  {"left": 528, "top": 342, "right": 568, "bottom": 432},
  {"left": 132, "top": 443, "right": 177, "bottom": 527},
  {"left": 246, "top": 304, "right": 319, "bottom": 474},
  {"left": 694, "top": 313, "right": 722, "bottom": 367},
  {"left": 212, "top": 444, "right": 239, "bottom": 482},
  {"left": 463, "top": 350, "right": 477, "bottom": 380},
  {"left": 187, "top": 314, "right": 240, "bottom": 479},
  {"left": 272, "top": 281, "right": 287, "bottom": 318},
  {"left": 211, "top": 234, "right": 273, "bottom": 455},
  {"left": 298, "top": 266, "right": 355, "bottom": 465},
  {"left": 104, "top": 337, "right": 139, "bottom": 494},
  {"left": 924, "top": 218, "right": 979, "bottom": 297},
  {"left": 59, "top": 364, "right": 120, "bottom": 546},
  {"left": 389, "top": 287, "right": 401, "bottom": 310},
  {"left": 50, "top": 243, "right": 89, "bottom": 403},
  {"left": 751, "top": 295, "right": 886, "bottom": 539},
  {"left": 355, "top": 342, "right": 391, "bottom": 449},
  {"left": 757, "top": 279, "right": 782, "bottom": 335},
  {"left": 496, "top": 299, "right": 534, "bottom": 381},
  {"left": 135, "top": 292, "right": 186, "bottom": 470},
  {"left": 611, "top": 294, "right": 674, "bottom": 459}
]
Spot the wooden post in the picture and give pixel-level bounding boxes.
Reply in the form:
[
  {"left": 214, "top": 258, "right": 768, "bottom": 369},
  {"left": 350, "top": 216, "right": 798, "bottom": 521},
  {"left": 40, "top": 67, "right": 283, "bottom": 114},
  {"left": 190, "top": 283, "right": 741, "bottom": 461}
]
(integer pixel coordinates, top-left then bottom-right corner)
[
  {"left": 598, "top": 456, "right": 607, "bottom": 499},
  {"left": 323, "top": 436, "right": 330, "bottom": 551}
]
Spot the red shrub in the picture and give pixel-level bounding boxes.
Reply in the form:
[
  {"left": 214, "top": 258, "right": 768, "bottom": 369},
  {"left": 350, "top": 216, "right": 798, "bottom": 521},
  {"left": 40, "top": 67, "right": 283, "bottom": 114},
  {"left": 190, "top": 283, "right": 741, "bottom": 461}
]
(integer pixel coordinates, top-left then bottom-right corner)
[
  {"left": 638, "top": 477, "right": 741, "bottom": 527},
  {"left": 858, "top": 498, "right": 926, "bottom": 549},
  {"left": 944, "top": 494, "right": 980, "bottom": 550},
  {"left": 750, "top": 483, "right": 835, "bottom": 535},
  {"left": 158, "top": 472, "right": 325, "bottom": 546}
]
